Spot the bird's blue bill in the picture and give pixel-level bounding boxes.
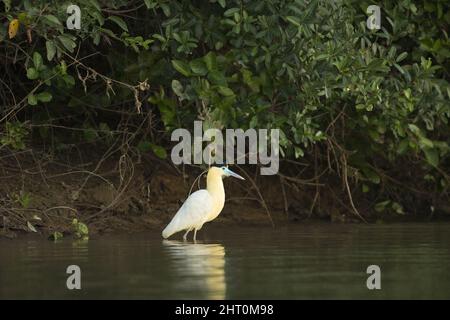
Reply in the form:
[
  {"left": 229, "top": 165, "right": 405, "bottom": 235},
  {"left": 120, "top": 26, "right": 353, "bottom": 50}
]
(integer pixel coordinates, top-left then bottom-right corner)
[{"left": 224, "top": 167, "right": 245, "bottom": 180}]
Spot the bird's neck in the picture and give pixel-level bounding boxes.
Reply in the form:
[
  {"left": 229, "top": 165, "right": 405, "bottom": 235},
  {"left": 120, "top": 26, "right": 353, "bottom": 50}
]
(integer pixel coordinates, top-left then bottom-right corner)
[{"left": 206, "top": 172, "right": 225, "bottom": 202}]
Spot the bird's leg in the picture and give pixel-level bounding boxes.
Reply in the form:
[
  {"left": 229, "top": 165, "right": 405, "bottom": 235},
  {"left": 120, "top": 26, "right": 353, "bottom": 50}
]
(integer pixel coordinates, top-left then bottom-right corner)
[
  {"left": 183, "top": 229, "right": 191, "bottom": 241},
  {"left": 193, "top": 229, "right": 198, "bottom": 242}
]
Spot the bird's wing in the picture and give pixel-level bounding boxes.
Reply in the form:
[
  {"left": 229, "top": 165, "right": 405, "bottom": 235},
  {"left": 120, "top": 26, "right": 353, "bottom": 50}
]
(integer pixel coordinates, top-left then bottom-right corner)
[
  {"left": 176, "top": 190, "right": 213, "bottom": 226},
  {"left": 163, "top": 190, "right": 213, "bottom": 237}
]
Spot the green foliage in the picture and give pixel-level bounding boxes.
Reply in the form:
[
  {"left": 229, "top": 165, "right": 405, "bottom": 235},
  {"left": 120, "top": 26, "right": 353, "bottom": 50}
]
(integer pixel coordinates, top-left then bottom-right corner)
[
  {"left": 144, "top": 0, "right": 449, "bottom": 180},
  {"left": 1, "top": 0, "right": 449, "bottom": 217},
  {"left": 138, "top": 140, "right": 168, "bottom": 159},
  {"left": 13, "top": 191, "right": 31, "bottom": 209},
  {"left": 122, "top": 34, "right": 154, "bottom": 52},
  {"left": 72, "top": 219, "right": 89, "bottom": 240},
  {"left": 48, "top": 231, "right": 64, "bottom": 241},
  {"left": 375, "top": 200, "right": 405, "bottom": 215},
  {"left": 1, "top": 122, "right": 28, "bottom": 150}
]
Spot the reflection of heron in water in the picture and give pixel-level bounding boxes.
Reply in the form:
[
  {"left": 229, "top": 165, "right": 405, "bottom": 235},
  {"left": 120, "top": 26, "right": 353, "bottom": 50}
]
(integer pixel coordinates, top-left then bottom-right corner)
[{"left": 162, "top": 240, "right": 226, "bottom": 299}]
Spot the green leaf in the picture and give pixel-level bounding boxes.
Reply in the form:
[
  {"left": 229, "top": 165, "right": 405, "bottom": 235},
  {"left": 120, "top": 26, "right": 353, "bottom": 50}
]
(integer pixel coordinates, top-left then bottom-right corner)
[
  {"left": 58, "top": 35, "right": 76, "bottom": 52},
  {"left": 63, "top": 74, "right": 75, "bottom": 87},
  {"left": 217, "top": 86, "right": 234, "bottom": 96},
  {"left": 397, "top": 139, "right": 409, "bottom": 155},
  {"left": 218, "top": 0, "right": 226, "bottom": 8},
  {"left": 108, "top": 16, "right": 128, "bottom": 32},
  {"left": 150, "top": 144, "right": 167, "bottom": 159},
  {"left": 26, "top": 67, "right": 39, "bottom": 80},
  {"left": 138, "top": 141, "right": 167, "bottom": 159},
  {"left": 88, "top": 0, "right": 101, "bottom": 12},
  {"left": 46, "top": 40, "right": 56, "bottom": 61},
  {"left": 90, "top": 10, "right": 104, "bottom": 25},
  {"left": 208, "top": 70, "right": 226, "bottom": 85},
  {"left": 396, "top": 52, "right": 408, "bottom": 62},
  {"left": 375, "top": 200, "right": 390, "bottom": 212},
  {"left": 153, "top": 34, "right": 165, "bottom": 42},
  {"left": 27, "top": 94, "right": 37, "bottom": 105},
  {"left": 294, "top": 147, "right": 304, "bottom": 158},
  {"left": 224, "top": 8, "right": 239, "bottom": 17},
  {"left": 362, "top": 168, "right": 380, "bottom": 184},
  {"left": 286, "top": 16, "right": 301, "bottom": 27},
  {"left": 171, "top": 59, "right": 191, "bottom": 76},
  {"left": 72, "top": 218, "right": 89, "bottom": 240},
  {"left": 190, "top": 59, "right": 208, "bottom": 76},
  {"left": 404, "top": 88, "right": 412, "bottom": 99},
  {"left": 203, "top": 52, "right": 217, "bottom": 71},
  {"left": 144, "top": 0, "right": 157, "bottom": 9},
  {"left": 408, "top": 124, "right": 421, "bottom": 136},
  {"left": 423, "top": 147, "right": 439, "bottom": 167},
  {"left": 160, "top": 3, "right": 171, "bottom": 16},
  {"left": 137, "top": 140, "right": 152, "bottom": 152},
  {"left": 392, "top": 202, "right": 405, "bottom": 215},
  {"left": 36, "top": 91, "right": 52, "bottom": 103},
  {"left": 362, "top": 184, "right": 369, "bottom": 193},
  {"left": 171, "top": 79, "right": 184, "bottom": 97},
  {"left": 394, "top": 63, "right": 405, "bottom": 75},
  {"left": 419, "top": 137, "right": 434, "bottom": 148},
  {"left": 100, "top": 27, "right": 121, "bottom": 41},
  {"left": 77, "top": 222, "right": 89, "bottom": 235},
  {"left": 43, "top": 15, "right": 62, "bottom": 26},
  {"left": 33, "top": 52, "right": 43, "bottom": 70}
]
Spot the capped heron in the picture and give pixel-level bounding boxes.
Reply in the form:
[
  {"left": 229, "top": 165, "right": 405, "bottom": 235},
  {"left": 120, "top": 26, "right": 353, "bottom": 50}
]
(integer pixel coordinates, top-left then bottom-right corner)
[{"left": 162, "top": 166, "right": 245, "bottom": 241}]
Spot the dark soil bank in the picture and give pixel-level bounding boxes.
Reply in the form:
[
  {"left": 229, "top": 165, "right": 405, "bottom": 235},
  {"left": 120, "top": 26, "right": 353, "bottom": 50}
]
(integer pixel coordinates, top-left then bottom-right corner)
[
  {"left": 1, "top": 151, "right": 449, "bottom": 240},
  {"left": 0, "top": 154, "right": 284, "bottom": 239}
]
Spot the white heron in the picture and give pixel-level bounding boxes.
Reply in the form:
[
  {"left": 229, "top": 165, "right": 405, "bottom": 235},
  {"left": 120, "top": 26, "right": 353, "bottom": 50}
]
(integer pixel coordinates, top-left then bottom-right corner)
[{"left": 162, "top": 166, "right": 245, "bottom": 241}]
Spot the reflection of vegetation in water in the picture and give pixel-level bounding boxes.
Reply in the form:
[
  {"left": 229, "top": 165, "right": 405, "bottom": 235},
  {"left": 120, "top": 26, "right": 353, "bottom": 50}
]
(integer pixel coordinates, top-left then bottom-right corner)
[
  {"left": 162, "top": 240, "right": 226, "bottom": 299},
  {"left": 71, "top": 238, "right": 89, "bottom": 249},
  {"left": 48, "top": 231, "right": 63, "bottom": 241}
]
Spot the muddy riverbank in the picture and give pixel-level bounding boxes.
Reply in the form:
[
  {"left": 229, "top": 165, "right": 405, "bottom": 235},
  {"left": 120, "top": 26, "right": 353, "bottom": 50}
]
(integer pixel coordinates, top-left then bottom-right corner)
[
  {"left": 1, "top": 150, "right": 448, "bottom": 240},
  {"left": 0, "top": 153, "right": 284, "bottom": 239}
]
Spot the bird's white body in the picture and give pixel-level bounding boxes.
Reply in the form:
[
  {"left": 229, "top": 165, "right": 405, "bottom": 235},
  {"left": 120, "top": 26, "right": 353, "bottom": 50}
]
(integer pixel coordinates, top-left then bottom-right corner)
[
  {"left": 162, "top": 166, "right": 243, "bottom": 241},
  {"left": 162, "top": 190, "right": 215, "bottom": 239}
]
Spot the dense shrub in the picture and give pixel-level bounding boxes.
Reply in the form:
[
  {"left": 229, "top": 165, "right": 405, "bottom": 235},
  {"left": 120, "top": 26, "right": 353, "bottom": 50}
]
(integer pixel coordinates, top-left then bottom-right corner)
[{"left": 1, "top": 0, "right": 449, "bottom": 217}]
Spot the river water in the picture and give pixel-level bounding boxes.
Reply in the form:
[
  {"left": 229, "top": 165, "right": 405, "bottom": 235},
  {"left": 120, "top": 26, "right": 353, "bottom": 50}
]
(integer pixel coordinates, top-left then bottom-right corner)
[{"left": 1, "top": 223, "right": 449, "bottom": 299}]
